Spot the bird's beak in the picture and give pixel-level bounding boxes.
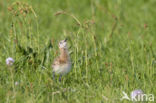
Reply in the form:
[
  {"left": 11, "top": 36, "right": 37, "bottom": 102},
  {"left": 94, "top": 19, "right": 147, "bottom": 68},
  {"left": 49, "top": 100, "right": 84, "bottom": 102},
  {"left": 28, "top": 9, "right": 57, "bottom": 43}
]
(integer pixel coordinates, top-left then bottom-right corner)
[{"left": 64, "top": 38, "right": 67, "bottom": 42}]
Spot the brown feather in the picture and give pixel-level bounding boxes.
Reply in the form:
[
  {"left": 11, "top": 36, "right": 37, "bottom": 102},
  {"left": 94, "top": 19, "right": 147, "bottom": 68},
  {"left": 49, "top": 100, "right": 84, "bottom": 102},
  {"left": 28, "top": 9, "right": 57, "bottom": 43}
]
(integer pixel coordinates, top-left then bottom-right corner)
[{"left": 52, "top": 48, "right": 69, "bottom": 68}]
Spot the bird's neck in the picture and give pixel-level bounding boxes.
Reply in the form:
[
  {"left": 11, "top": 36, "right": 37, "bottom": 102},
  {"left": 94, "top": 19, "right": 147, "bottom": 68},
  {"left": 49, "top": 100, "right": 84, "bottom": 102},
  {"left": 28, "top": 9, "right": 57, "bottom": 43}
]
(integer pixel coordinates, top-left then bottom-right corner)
[{"left": 60, "top": 48, "right": 69, "bottom": 60}]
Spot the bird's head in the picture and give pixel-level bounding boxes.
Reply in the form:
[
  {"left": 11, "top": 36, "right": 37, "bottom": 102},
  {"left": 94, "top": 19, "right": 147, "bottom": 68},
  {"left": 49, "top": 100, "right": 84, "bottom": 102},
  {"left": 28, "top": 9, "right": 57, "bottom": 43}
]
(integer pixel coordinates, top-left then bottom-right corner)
[{"left": 59, "top": 38, "right": 67, "bottom": 49}]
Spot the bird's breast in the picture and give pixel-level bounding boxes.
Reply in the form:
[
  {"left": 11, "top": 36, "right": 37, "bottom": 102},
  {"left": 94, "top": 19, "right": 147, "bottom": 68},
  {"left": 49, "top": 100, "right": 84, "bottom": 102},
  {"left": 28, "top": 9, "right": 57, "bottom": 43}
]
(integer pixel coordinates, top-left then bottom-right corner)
[{"left": 53, "top": 62, "right": 71, "bottom": 75}]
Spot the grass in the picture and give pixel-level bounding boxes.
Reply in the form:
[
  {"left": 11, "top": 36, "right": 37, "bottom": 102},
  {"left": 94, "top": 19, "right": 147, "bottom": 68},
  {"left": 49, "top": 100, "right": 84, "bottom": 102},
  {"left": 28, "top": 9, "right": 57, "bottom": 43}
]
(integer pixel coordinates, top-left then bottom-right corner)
[{"left": 0, "top": 0, "right": 156, "bottom": 103}]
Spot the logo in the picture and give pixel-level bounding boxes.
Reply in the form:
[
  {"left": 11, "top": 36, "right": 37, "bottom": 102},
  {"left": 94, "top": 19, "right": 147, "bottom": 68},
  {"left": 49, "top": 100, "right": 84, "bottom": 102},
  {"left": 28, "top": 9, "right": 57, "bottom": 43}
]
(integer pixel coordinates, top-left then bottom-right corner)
[{"left": 121, "top": 90, "right": 154, "bottom": 102}]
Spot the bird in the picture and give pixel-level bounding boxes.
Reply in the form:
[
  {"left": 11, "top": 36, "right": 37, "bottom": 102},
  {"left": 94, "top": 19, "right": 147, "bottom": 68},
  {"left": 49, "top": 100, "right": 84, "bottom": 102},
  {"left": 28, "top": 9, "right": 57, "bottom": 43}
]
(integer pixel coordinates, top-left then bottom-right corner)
[{"left": 52, "top": 38, "right": 71, "bottom": 81}]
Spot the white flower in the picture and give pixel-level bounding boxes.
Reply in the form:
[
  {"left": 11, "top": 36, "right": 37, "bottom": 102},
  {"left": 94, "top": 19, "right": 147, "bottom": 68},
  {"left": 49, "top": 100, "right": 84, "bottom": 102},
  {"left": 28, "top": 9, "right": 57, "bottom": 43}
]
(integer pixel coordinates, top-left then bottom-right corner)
[
  {"left": 15, "top": 81, "right": 19, "bottom": 86},
  {"left": 131, "top": 89, "right": 143, "bottom": 101},
  {"left": 6, "top": 57, "right": 15, "bottom": 66}
]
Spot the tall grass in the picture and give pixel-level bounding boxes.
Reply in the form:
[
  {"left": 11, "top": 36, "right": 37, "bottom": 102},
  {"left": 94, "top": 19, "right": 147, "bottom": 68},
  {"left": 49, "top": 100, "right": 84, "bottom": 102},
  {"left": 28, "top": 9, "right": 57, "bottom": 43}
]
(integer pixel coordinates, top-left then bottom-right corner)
[{"left": 0, "top": 0, "right": 156, "bottom": 103}]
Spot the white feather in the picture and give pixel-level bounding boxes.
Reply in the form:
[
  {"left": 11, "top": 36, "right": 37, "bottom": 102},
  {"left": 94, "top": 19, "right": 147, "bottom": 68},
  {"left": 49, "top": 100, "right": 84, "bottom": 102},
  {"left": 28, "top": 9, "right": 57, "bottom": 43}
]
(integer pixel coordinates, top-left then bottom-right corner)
[{"left": 53, "top": 62, "right": 71, "bottom": 75}]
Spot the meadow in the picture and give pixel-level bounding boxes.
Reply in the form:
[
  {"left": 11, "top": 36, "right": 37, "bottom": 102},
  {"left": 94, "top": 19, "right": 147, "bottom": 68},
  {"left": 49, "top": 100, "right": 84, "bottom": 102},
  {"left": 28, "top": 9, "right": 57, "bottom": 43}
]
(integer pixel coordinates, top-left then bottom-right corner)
[{"left": 0, "top": 0, "right": 156, "bottom": 103}]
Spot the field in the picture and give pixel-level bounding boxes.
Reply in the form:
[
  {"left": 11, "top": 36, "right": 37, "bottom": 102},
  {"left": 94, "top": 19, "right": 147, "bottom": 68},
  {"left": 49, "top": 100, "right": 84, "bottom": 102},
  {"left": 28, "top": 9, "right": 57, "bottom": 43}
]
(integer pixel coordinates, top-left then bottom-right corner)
[{"left": 0, "top": 0, "right": 156, "bottom": 103}]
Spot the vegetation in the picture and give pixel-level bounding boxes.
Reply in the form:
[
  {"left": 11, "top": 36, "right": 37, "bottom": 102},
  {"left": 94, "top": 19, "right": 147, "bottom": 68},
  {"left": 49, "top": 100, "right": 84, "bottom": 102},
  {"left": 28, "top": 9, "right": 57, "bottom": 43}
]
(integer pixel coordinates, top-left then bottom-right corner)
[{"left": 0, "top": 0, "right": 156, "bottom": 103}]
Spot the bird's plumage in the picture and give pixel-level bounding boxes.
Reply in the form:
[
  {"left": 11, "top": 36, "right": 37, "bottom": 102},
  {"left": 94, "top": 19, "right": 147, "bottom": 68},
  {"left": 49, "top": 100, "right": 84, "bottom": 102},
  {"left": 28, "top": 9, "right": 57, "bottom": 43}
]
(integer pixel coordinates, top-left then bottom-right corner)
[{"left": 52, "top": 39, "right": 71, "bottom": 76}]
